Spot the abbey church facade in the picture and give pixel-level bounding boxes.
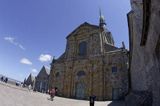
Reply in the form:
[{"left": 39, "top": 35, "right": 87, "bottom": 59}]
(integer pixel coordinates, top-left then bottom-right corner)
[{"left": 49, "top": 14, "right": 129, "bottom": 100}]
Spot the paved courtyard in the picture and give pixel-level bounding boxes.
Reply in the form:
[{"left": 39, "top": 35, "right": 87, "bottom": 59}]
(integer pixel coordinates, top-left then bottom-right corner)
[{"left": 0, "top": 82, "right": 125, "bottom": 106}]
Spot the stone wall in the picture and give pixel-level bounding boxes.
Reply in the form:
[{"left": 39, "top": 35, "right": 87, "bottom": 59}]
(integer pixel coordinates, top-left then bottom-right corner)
[
  {"left": 104, "top": 50, "right": 129, "bottom": 100},
  {"left": 49, "top": 22, "right": 129, "bottom": 101},
  {"left": 126, "top": 0, "right": 160, "bottom": 106}
]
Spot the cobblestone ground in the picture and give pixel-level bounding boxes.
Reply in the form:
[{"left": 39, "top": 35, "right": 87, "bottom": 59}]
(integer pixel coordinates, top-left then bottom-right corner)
[{"left": 0, "top": 82, "right": 125, "bottom": 106}]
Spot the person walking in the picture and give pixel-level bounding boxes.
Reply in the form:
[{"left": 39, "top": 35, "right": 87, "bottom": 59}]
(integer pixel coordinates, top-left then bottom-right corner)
[
  {"left": 1, "top": 76, "right": 3, "bottom": 81},
  {"left": 28, "top": 84, "right": 32, "bottom": 91},
  {"left": 5, "top": 77, "right": 8, "bottom": 83},
  {"left": 50, "top": 88, "right": 55, "bottom": 101}
]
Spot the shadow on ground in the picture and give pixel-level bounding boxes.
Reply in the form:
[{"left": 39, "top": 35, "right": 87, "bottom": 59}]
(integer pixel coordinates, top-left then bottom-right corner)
[{"left": 108, "top": 101, "right": 125, "bottom": 106}]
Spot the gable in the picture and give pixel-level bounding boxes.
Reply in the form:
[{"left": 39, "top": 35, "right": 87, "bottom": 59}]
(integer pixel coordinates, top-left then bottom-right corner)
[
  {"left": 66, "top": 22, "right": 99, "bottom": 39},
  {"left": 26, "top": 74, "right": 35, "bottom": 84},
  {"left": 37, "top": 67, "right": 49, "bottom": 79}
]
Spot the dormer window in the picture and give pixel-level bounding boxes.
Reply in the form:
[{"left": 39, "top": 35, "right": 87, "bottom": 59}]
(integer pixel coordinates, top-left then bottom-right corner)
[{"left": 79, "top": 41, "right": 87, "bottom": 56}]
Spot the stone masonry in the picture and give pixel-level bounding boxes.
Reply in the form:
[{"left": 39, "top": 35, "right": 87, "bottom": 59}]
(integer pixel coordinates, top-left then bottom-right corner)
[
  {"left": 126, "top": 0, "right": 160, "bottom": 106},
  {"left": 49, "top": 14, "right": 129, "bottom": 101}
]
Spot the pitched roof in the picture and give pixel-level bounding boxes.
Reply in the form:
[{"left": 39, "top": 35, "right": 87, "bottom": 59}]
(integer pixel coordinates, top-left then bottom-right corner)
[
  {"left": 56, "top": 53, "right": 66, "bottom": 62},
  {"left": 66, "top": 22, "right": 99, "bottom": 39},
  {"left": 27, "top": 73, "right": 35, "bottom": 82},
  {"left": 44, "top": 66, "right": 50, "bottom": 75},
  {"left": 104, "top": 43, "right": 118, "bottom": 52},
  {"left": 40, "top": 66, "right": 50, "bottom": 75}
]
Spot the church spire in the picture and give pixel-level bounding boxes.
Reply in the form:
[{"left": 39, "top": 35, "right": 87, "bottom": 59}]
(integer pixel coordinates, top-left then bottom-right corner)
[{"left": 99, "top": 8, "right": 106, "bottom": 29}]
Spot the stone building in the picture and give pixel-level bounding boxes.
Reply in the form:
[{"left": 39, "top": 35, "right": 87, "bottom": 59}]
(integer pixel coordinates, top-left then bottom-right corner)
[
  {"left": 126, "top": 0, "right": 160, "bottom": 106},
  {"left": 34, "top": 66, "right": 50, "bottom": 93},
  {"left": 49, "top": 13, "right": 129, "bottom": 100},
  {"left": 24, "top": 74, "right": 35, "bottom": 89}
]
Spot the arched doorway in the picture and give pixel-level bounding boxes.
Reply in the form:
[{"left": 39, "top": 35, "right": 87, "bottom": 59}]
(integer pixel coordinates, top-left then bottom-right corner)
[
  {"left": 75, "top": 71, "right": 86, "bottom": 99},
  {"left": 75, "top": 82, "right": 85, "bottom": 99},
  {"left": 112, "top": 88, "right": 120, "bottom": 100}
]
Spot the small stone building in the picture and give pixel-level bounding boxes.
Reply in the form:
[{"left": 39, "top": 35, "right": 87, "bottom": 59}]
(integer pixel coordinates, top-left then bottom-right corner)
[
  {"left": 49, "top": 13, "right": 129, "bottom": 101},
  {"left": 34, "top": 66, "right": 50, "bottom": 93},
  {"left": 24, "top": 74, "right": 35, "bottom": 89}
]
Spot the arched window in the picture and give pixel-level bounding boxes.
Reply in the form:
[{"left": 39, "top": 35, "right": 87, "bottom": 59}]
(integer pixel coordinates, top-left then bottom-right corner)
[
  {"left": 77, "top": 71, "right": 86, "bottom": 78},
  {"left": 56, "top": 72, "right": 60, "bottom": 78},
  {"left": 79, "top": 41, "right": 87, "bottom": 56}
]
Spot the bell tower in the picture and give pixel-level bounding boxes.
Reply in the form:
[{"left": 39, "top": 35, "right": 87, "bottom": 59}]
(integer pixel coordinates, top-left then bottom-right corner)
[
  {"left": 99, "top": 9, "right": 106, "bottom": 30},
  {"left": 99, "top": 9, "right": 115, "bottom": 46}
]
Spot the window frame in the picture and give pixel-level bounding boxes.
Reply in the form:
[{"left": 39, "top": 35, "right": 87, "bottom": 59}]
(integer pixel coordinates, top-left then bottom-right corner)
[
  {"left": 78, "top": 41, "right": 87, "bottom": 56},
  {"left": 112, "top": 66, "right": 117, "bottom": 73}
]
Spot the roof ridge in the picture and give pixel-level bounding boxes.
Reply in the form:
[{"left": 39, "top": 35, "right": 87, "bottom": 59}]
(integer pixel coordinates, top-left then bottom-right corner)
[{"left": 66, "top": 22, "right": 99, "bottom": 39}]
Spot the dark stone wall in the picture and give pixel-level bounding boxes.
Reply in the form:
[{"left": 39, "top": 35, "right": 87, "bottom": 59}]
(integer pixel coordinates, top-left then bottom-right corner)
[{"left": 126, "top": 0, "right": 160, "bottom": 106}]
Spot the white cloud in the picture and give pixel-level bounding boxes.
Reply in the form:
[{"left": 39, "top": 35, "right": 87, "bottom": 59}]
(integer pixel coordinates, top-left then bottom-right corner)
[
  {"left": 19, "top": 44, "right": 25, "bottom": 50},
  {"left": 39, "top": 54, "right": 52, "bottom": 62},
  {"left": 4, "top": 37, "right": 15, "bottom": 43},
  {"left": 4, "top": 36, "right": 26, "bottom": 50},
  {"left": 31, "top": 69, "right": 38, "bottom": 73},
  {"left": 20, "top": 58, "right": 32, "bottom": 65}
]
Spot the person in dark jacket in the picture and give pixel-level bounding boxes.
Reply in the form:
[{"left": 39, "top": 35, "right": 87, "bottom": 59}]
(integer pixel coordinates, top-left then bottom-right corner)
[
  {"left": 1, "top": 76, "right": 3, "bottom": 81},
  {"left": 4, "top": 78, "right": 8, "bottom": 83}
]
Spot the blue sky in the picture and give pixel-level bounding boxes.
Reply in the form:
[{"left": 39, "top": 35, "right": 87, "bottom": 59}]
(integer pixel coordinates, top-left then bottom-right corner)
[{"left": 0, "top": 0, "right": 131, "bottom": 81}]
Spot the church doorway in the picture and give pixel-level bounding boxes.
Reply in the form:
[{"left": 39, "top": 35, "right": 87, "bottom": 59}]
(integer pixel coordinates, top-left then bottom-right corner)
[
  {"left": 75, "top": 82, "right": 85, "bottom": 99},
  {"left": 112, "top": 88, "right": 119, "bottom": 100}
]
